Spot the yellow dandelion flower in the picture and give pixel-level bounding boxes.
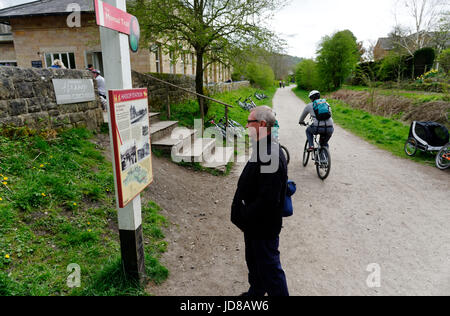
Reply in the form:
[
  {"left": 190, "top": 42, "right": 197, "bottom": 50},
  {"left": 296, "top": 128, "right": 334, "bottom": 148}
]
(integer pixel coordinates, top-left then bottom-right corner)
[
  {"left": 5, "top": 254, "right": 10, "bottom": 259},
  {"left": 0, "top": 198, "right": 3, "bottom": 201},
  {"left": 2, "top": 182, "right": 7, "bottom": 185},
  {"left": 39, "top": 164, "right": 44, "bottom": 168},
  {"left": 41, "top": 193, "right": 46, "bottom": 197},
  {"left": 87, "top": 222, "right": 91, "bottom": 225},
  {"left": 73, "top": 202, "right": 77, "bottom": 206},
  {"left": 3, "top": 177, "right": 7, "bottom": 181}
]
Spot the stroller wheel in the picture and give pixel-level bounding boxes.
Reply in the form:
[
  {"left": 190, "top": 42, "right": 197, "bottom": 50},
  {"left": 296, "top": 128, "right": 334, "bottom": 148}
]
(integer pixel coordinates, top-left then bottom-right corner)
[{"left": 405, "top": 137, "right": 418, "bottom": 157}]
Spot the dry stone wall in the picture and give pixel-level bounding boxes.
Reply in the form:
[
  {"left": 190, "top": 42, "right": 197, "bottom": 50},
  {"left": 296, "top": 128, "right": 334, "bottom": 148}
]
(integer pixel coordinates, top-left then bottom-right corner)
[{"left": 0, "top": 67, "right": 103, "bottom": 131}]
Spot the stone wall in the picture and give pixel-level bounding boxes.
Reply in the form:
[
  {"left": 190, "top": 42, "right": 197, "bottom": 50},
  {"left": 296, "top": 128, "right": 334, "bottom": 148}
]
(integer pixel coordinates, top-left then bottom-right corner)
[
  {"left": 0, "top": 67, "right": 103, "bottom": 131},
  {"left": 132, "top": 71, "right": 250, "bottom": 111},
  {"left": 132, "top": 71, "right": 197, "bottom": 111},
  {"left": 205, "top": 81, "right": 250, "bottom": 95}
]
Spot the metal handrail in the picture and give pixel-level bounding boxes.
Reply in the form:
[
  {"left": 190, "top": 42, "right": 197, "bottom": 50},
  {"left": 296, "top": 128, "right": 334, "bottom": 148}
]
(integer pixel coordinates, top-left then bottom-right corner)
[{"left": 142, "top": 73, "right": 233, "bottom": 133}]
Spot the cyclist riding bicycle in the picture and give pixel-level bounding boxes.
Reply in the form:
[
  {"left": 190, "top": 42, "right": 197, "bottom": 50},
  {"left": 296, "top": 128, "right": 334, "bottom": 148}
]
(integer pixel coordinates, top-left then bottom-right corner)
[{"left": 299, "top": 90, "right": 334, "bottom": 152}]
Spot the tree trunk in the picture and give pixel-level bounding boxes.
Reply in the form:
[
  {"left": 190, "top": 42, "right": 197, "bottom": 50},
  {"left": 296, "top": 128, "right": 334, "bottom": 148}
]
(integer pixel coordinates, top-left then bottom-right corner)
[{"left": 195, "top": 49, "right": 207, "bottom": 125}]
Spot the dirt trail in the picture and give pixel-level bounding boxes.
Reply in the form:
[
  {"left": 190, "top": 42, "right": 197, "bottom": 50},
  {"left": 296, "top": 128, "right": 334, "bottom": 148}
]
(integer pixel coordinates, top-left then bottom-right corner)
[{"left": 145, "top": 86, "right": 450, "bottom": 296}]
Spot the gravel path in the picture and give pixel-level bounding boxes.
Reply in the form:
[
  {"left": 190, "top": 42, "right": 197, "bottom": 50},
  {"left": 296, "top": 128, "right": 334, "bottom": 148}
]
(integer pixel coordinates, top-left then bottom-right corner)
[{"left": 146, "top": 86, "right": 449, "bottom": 296}]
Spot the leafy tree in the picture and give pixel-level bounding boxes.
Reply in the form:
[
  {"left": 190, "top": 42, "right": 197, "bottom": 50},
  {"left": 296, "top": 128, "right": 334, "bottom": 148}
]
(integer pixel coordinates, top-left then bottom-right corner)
[
  {"left": 316, "top": 30, "right": 360, "bottom": 91},
  {"left": 295, "top": 59, "right": 320, "bottom": 91},
  {"left": 245, "top": 62, "right": 275, "bottom": 89},
  {"left": 129, "top": 0, "right": 287, "bottom": 119},
  {"left": 437, "top": 48, "right": 450, "bottom": 73}
]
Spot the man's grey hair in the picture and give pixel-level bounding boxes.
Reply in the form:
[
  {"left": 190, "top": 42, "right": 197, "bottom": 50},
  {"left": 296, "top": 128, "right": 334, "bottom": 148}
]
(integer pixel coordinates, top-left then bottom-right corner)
[{"left": 251, "top": 106, "right": 276, "bottom": 128}]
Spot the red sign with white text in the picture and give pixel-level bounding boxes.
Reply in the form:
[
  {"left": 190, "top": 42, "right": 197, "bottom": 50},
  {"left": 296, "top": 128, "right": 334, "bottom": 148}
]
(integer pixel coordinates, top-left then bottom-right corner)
[{"left": 94, "top": 0, "right": 133, "bottom": 35}]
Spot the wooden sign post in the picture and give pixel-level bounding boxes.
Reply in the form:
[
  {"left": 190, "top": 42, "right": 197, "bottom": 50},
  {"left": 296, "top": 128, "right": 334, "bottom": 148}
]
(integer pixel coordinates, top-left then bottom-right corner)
[{"left": 96, "top": 0, "right": 146, "bottom": 283}]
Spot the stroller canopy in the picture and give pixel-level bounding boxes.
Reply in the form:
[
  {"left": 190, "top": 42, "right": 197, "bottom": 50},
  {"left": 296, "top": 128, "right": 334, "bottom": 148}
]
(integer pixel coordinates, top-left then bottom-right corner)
[{"left": 409, "top": 121, "right": 449, "bottom": 148}]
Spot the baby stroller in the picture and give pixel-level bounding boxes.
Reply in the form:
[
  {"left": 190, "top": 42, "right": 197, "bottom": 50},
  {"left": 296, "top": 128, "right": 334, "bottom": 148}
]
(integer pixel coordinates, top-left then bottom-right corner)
[{"left": 404, "top": 121, "right": 449, "bottom": 168}]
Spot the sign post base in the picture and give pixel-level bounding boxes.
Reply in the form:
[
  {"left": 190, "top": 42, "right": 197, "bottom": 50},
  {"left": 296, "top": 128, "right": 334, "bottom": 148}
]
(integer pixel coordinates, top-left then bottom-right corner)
[{"left": 119, "top": 225, "right": 146, "bottom": 284}]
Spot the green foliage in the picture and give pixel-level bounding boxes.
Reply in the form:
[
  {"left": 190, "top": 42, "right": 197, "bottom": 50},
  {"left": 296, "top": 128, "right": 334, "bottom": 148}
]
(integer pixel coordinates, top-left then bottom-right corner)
[
  {"left": 438, "top": 48, "right": 450, "bottom": 73},
  {"left": 413, "top": 47, "right": 436, "bottom": 78},
  {"left": 295, "top": 59, "right": 320, "bottom": 91},
  {"left": 378, "top": 53, "right": 410, "bottom": 82},
  {"left": 316, "top": 30, "right": 360, "bottom": 91},
  {"left": 245, "top": 62, "right": 275, "bottom": 89}
]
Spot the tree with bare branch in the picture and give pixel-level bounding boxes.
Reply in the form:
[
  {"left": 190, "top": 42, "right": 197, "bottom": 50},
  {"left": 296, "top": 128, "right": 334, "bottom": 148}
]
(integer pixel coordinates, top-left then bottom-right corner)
[{"left": 390, "top": 0, "right": 449, "bottom": 56}]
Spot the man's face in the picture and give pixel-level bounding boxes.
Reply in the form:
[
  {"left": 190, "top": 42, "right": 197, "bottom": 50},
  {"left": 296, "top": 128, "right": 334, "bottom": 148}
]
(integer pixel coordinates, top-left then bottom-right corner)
[{"left": 246, "top": 112, "right": 267, "bottom": 141}]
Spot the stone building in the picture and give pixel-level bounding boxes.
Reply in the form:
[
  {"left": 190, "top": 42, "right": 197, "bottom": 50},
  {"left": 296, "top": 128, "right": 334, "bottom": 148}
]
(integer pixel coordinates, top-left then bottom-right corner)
[{"left": 0, "top": 0, "right": 231, "bottom": 83}]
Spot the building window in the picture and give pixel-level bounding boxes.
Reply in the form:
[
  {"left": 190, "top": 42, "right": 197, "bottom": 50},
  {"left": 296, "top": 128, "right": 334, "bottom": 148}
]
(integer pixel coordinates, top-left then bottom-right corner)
[
  {"left": 169, "top": 51, "right": 176, "bottom": 74},
  {"left": 151, "top": 44, "right": 162, "bottom": 73},
  {"left": 0, "top": 61, "right": 17, "bottom": 66},
  {"left": 45, "top": 52, "right": 76, "bottom": 69},
  {"left": 182, "top": 53, "right": 187, "bottom": 75}
]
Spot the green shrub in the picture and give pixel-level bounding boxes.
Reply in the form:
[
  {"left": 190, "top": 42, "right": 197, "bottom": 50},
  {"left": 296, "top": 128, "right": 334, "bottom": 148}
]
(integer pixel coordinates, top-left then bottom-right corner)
[
  {"left": 413, "top": 47, "right": 436, "bottom": 77},
  {"left": 295, "top": 59, "right": 320, "bottom": 91},
  {"left": 438, "top": 48, "right": 450, "bottom": 74},
  {"left": 245, "top": 62, "right": 275, "bottom": 89}
]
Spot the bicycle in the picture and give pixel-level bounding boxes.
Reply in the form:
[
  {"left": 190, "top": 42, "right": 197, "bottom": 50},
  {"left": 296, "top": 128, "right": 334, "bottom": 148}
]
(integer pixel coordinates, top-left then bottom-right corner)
[
  {"left": 254, "top": 91, "right": 268, "bottom": 100},
  {"left": 244, "top": 95, "right": 257, "bottom": 109},
  {"left": 435, "top": 142, "right": 450, "bottom": 170},
  {"left": 236, "top": 97, "right": 252, "bottom": 111},
  {"left": 301, "top": 122, "right": 331, "bottom": 180}
]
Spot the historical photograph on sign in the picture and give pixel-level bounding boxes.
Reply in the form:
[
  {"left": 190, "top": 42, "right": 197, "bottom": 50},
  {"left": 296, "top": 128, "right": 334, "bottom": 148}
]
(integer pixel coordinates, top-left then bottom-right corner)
[
  {"left": 142, "top": 124, "right": 149, "bottom": 137},
  {"left": 130, "top": 102, "right": 148, "bottom": 124},
  {"left": 137, "top": 138, "right": 151, "bottom": 162},
  {"left": 120, "top": 140, "right": 137, "bottom": 172},
  {"left": 110, "top": 88, "right": 153, "bottom": 208}
]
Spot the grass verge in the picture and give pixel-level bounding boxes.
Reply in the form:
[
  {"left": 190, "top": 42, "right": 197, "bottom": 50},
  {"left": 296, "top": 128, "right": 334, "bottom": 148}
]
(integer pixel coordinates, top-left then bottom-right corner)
[
  {"left": 292, "top": 87, "right": 438, "bottom": 166},
  {"left": 160, "top": 85, "right": 278, "bottom": 128},
  {"left": 0, "top": 126, "right": 168, "bottom": 296}
]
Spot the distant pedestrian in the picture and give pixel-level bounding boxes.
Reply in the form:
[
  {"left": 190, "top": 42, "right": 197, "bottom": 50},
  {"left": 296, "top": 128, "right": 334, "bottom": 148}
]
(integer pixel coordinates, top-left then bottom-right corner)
[
  {"left": 231, "top": 106, "right": 289, "bottom": 297},
  {"left": 91, "top": 69, "right": 107, "bottom": 111},
  {"left": 279, "top": 80, "right": 282, "bottom": 88}
]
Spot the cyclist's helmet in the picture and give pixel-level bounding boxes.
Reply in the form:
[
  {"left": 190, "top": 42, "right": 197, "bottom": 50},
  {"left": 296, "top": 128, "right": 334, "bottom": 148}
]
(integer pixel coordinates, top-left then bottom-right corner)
[{"left": 308, "top": 90, "right": 320, "bottom": 101}]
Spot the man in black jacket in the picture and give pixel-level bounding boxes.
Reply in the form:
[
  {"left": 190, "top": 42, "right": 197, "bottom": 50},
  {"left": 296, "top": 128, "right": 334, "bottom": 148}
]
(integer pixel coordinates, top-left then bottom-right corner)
[{"left": 231, "top": 106, "right": 289, "bottom": 297}]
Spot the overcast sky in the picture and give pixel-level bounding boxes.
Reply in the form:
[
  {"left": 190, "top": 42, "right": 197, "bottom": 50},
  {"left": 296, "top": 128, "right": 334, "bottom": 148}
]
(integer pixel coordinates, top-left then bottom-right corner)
[{"left": 270, "top": 0, "right": 449, "bottom": 58}]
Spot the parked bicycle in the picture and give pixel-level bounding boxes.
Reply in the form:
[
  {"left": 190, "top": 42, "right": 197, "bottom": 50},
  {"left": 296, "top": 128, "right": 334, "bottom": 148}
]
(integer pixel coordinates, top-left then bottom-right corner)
[
  {"left": 254, "top": 91, "right": 268, "bottom": 100},
  {"left": 236, "top": 97, "right": 253, "bottom": 111},
  {"left": 219, "top": 117, "right": 245, "bottom": 139},
  {"left": 435, "top": 142, "right": 450, "bottom": 170},
  {"left": 244, "top": 95, "right": 257, "bottom": 109},
  {"left": 301, "top": 122, "right": 331, "bottom": 180}
]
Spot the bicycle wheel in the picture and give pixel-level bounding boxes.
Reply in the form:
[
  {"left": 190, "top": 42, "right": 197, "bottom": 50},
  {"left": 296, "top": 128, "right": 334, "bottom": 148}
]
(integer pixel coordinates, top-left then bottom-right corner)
[
  {"left": 281, "top": 145, "right": 290, "bottom": 166},
  {"left": 316, "top": 147, "right": 331, "bottom": 180},
  {"left": 303, "top": 140, "right": 310, "bottom": 167},
  {"left": 435, "top": 143, "right": 450, "bottom": 170},
  {"left": 404, "top": 137, "right": 418, "bottom": 157}
]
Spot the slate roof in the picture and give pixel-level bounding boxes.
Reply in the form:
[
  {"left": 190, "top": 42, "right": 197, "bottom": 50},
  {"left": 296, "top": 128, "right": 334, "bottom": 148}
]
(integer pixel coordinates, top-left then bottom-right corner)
[{"left": 0, "top": 0, "right": 94, "bottom": 20}]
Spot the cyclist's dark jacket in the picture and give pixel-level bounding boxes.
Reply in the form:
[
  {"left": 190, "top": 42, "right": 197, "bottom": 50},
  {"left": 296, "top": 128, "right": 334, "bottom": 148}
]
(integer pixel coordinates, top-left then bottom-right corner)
[{"left": 231, "top": 136, "right": 288, "bottom": 239}]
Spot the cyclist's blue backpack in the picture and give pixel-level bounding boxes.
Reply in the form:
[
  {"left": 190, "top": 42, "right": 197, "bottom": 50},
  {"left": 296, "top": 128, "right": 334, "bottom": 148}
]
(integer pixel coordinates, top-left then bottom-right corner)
[
  {"left": 313, "top": 99, "right": 331, "bottom": 121},
  {"left": 282, "top": 180, "right": 297, "bottom": 217}
]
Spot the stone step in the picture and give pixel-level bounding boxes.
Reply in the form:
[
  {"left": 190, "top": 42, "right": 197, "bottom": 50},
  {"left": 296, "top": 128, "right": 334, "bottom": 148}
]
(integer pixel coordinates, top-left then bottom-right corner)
[
  {"left": 174, "top": 138, "right": 216, "bottom": 163},
  {"left": 149, "top": 112, "right": 160, "bottom": 124},
  {"left": 150, "top": 120, "right": 179, "bottom": 142},
  {"left": 201, "top": 146, "right": 234, "bottom": 172},
  {"left": 151, "top": 128, "right": 197, "bottom": 153}
]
